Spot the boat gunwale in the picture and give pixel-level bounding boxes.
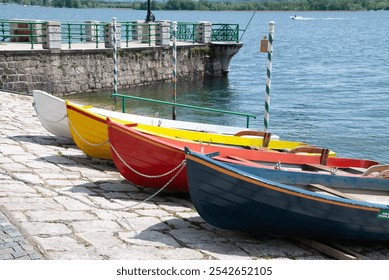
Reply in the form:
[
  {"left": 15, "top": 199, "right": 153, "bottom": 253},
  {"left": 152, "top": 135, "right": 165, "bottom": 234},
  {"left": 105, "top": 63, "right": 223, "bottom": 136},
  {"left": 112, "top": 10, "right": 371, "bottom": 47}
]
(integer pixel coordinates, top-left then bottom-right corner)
[{"left": 185, "top": 151, "right": 385, "bottom": 212}]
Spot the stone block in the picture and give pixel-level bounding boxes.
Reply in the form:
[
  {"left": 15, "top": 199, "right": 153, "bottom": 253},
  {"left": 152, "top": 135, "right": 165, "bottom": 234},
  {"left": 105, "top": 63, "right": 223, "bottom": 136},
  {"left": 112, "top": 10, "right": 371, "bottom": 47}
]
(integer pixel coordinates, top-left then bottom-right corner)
[
  {"left": 196, "top": 21, "right": 212, "bottom": 43},
  {"left": 85, "top": 20, "right": 100, "bottom": 42},
  {"left": 156, "top": 21, "right": 171, "bottom": 46},
  {"left": 104, "top": 22, "right": 121, "bottom": 48},
  {"left": 42, "top": 21, "right": 61, "bottom": 50}
]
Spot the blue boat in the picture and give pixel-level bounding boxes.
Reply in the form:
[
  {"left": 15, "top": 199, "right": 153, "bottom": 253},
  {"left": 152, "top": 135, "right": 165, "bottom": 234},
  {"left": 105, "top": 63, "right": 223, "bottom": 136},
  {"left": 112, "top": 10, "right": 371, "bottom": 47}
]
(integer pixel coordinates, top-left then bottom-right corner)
[{"left": 185, "top": 148, "right": 389, "bottom": 240}]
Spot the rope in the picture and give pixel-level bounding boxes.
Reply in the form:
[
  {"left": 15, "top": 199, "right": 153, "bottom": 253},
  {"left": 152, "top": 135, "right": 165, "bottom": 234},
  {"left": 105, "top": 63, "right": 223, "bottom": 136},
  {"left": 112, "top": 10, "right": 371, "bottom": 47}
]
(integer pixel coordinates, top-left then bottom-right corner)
[
  {"left": 68, "top": 117, "right": 109, "bottom": 147},
  {"left": 0, "top": 159, "right": 186, "bottom": 232},
  {"left": 33, "top": 103, "right": 67, "bottom": 124},
  {"left": 0, "top": 161, "right": 184, "bottom": 211},
  {"left": 110, "top": 142, "right": 186, "bottom": 179}
]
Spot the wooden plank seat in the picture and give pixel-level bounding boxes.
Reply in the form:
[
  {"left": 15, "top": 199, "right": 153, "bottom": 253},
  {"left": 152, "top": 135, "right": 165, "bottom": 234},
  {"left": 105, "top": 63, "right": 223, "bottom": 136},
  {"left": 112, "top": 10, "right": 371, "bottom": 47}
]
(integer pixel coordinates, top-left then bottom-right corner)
[
  {"left": 363, "top": 165, "right": 389, "bottom": 178},
  {"left": 309, "top": 184, "right": 365, "bottom": 201},
  {"left": 288, "top": 146, "right": 330, "bottom": 165},
  {"left": 302, "top": 163, "right": 351, "bottom": 176},
  {"left": 233, "top": 131, "right": 271, "bottom": 148},
  {"left": 226, "top": 156, "right": 367, "bottom": 201}
]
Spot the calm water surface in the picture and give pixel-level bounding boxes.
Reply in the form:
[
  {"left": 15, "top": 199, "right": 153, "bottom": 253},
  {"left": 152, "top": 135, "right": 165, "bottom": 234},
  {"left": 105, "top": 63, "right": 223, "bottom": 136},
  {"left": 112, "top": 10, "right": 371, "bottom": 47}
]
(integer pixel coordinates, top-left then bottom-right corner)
[{"left": 1, "top": 6, "right": 388, "bottom": 163}]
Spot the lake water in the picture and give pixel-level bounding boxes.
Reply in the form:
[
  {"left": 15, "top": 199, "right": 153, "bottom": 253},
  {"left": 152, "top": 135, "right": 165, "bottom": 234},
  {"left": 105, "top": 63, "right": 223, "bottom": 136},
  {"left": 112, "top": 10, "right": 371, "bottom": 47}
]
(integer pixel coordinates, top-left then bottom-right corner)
[{"left": 1, "top": 5, "right": 388, "bottom": 163}]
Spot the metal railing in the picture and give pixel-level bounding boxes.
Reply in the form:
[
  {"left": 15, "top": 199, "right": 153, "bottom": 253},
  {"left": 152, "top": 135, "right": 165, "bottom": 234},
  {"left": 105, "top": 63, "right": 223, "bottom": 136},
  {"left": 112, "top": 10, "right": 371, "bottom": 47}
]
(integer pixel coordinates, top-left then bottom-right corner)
[
  {"left": 176, "top": 22, "right": 197, "bottom": 43},
  {"left": 61, "top": 21, "right": 106, "bottom": 49},
  {"left": 0, "top": 19, "right": 241, "bottom": 50},
  {"left": 211, "top": 23, "right": 240, "bottom": 43},
  {"left": 112, "top": 93, "right": 256, "bottom": 128},
  {"left": 0, "top": 19, "right": 46, "bottom": 49},
  {"left": 120, "top": 21, "right": 159, "bottom": 47}
]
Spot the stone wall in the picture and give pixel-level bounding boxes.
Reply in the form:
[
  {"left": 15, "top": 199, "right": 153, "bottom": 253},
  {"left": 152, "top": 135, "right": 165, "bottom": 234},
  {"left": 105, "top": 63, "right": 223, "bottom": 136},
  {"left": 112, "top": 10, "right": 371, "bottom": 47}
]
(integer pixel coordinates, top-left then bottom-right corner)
[{"left": 0, "top": 45, "right": 215, "bottom": 95}]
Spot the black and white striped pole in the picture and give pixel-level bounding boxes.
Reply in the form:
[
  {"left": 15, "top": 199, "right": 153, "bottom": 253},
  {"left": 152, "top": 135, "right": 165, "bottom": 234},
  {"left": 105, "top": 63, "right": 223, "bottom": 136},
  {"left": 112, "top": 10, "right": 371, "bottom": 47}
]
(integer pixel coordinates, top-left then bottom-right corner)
[
  {"left": 263, "top": 21, "right": 275, "bottom": 132},
  {"left": 172, "top": 21, "right": 177, "bottom": 120},
  {"left": 113, "top": 17, "right": 118, "bottom": 96}
]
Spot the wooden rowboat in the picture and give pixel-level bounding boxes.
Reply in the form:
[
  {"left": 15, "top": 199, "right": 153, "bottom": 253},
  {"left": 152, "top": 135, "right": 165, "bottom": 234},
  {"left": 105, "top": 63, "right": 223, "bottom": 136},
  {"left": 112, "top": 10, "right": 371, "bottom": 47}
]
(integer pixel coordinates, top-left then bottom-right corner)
[
  {"left": 32, "top": 90, "right": 72, "bottom": 139},
  {"left": 67, "top": 102, "right": 323, "bottom": 160},
  {"left": 185, "top": 148, "right": 389, "bottom": 240},
  {"left": 107, "top": 119, "right": 376, "bottom": 193},
  {"left": 33, "top": 90, "right": 270, "bottom": 139}
]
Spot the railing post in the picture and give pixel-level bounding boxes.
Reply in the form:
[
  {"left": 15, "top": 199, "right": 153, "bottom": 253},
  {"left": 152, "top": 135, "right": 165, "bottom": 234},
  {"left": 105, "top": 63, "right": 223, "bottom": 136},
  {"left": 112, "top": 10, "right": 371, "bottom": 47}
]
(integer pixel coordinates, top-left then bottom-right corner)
[
  {"left": 42, "top": 21, "right": 61, "bottom": 50},
  {"left": 66, "top": 23, "right": 71, "bottom": 49},
  {"left": 125, "top": 23, "right": 130, "bottom": 47},
  {"left": 0, "top": 22, "right": 5, "bottom": 41},
  {"left": 147, "top": 23, "right": 156, "bottom": 46},
  {"left": 132, "top": 20, "right": 144, "bottom": 41},
  {"left": 28, "top": 22, "right": 34, "bottom": 49},
  {"left": 85, "top": 20, "right": 99, "bottom": 42},
  {"left": 79, "top": 23, "right": 84, "bottom": 42},
  {"left": 104, "top": 20, "right": 121, "bottom": 48},
  {"left": 156, "top": 20, "right": 170, "bottom": 47},
  {"left": 196, "top": 21, "right": 211, "bottom": 43}
]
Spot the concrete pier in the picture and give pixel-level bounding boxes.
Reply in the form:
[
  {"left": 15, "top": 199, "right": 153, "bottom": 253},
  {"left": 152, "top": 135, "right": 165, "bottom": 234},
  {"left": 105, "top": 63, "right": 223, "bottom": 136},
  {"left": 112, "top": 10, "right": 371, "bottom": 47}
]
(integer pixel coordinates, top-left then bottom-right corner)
[
  {"left": 0, "top": 19, "right": 243, "bottom": 95},
  {"left": 1, "top": 90, "right": 389, "bottom": 260}
]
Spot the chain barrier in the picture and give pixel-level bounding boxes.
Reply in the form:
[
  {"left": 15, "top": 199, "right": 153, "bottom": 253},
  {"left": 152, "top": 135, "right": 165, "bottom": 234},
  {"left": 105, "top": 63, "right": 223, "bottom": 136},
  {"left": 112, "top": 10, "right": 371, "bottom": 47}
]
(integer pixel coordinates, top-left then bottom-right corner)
[
  {"left": 110, "top": 142, "right": 186, "bottom": 179},
  {"left": 124, "top": 159, "right": 187, "bottom": 210},
  {"left": 0, "top": 152, "right": 185, "bottom": 211}
]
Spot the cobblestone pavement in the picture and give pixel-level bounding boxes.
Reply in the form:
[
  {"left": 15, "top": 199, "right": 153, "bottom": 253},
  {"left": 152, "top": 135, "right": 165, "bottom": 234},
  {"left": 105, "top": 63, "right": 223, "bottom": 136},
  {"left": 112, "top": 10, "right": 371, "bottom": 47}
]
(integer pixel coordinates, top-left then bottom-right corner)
[
  {"left": 1, "top": 90, "right": 389, "bottom": 260},
  {"left": 0, "top": 205, "right": 44, "bottom": 260}
]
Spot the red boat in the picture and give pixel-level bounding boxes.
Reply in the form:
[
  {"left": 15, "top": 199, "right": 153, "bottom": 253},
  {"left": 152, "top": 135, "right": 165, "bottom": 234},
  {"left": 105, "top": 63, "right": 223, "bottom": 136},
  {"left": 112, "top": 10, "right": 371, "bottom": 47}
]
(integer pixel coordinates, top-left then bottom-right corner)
[{"left": 106, "top": 119, "right": 379, "bottom": 193}]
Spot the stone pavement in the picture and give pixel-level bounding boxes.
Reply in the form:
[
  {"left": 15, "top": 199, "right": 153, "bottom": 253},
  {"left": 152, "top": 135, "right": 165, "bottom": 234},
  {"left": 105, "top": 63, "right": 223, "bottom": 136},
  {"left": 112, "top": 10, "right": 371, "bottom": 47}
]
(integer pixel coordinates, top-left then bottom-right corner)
[
  {"left": 1, "top": 90, "right": 389, "bottom": 260},
  {"left": 0, "top": 205, "right": 44, "bottom": 260}
]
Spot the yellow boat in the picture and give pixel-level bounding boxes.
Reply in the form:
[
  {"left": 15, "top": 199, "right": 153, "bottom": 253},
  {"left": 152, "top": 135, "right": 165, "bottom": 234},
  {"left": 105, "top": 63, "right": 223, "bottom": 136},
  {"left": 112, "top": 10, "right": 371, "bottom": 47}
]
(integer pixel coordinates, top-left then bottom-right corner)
[{"left": 66, "top": 101, "right": 335, "bottom": 160}]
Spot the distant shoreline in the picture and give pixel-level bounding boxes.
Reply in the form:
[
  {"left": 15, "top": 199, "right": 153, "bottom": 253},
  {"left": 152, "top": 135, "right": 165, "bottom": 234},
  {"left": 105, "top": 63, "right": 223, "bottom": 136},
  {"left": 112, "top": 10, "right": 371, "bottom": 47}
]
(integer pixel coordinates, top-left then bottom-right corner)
[{"left": 1, "top": 0, "right": 388, "bottom": 12}]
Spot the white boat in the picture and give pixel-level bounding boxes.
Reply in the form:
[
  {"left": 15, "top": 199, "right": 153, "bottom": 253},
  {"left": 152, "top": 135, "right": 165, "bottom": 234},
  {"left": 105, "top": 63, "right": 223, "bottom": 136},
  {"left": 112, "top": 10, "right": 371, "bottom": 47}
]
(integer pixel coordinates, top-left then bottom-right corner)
[
  {"left": 291, "top": 15, "right": 303, "bottom": 20},
  {"left": 33, "top": 90, "right": 270, "bottom": 138},
  {"left": 32, "top": 90, "right": 72, "bottom": 139}
]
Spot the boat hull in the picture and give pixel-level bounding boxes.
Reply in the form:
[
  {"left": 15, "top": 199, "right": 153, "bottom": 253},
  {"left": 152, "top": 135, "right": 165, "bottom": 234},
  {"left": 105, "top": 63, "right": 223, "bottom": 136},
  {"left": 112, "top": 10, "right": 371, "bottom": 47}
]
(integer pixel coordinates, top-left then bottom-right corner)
[
  {"left": 185, "top": 151, "right": 389, "bottom": 240},
  {"left": 67, "top": 101, "right": 113, "bottom": 160},
  {"left": 107, "top": 119, "right": 188, "bottom": 191},
  {"left": 78, "top": 105, "right": 318, "bottom": 152},
  {"left": 33, "top": 90, "right": 72, "bottom": 139},
  {"left": 107, "top": 119, "right": 378, "bottom": 193},
  {"left": 67, "top": 101, "right": 321, "bottom": 160}
]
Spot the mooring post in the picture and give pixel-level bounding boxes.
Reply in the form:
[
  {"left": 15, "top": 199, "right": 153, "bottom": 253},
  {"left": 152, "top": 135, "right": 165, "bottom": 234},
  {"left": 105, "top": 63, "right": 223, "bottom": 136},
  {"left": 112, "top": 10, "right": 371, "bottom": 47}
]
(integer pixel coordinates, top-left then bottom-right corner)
[
  {"left": 113, "top": 17, "right": 118, "bottom": 96},
  {"left": 264, "top": 21, "right": 275, "bottom": 132},
  {"left": 172, "top": 21, "right": 177, "bottom": 120}
]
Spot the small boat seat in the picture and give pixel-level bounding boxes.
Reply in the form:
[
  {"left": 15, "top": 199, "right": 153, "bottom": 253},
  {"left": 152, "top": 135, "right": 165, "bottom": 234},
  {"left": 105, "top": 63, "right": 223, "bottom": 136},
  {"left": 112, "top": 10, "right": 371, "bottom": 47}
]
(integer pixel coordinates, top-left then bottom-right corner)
[
  {"left": 225, "top": 155, "right": 269, "bottom": 168},
  {"left": 309, "top": 184, "right": 365, "bottom": 201},
  {"left": 289, "top": 146, "right": 330, "bottom": 165},
  {"left": 377, "top": 170, "right": 389, "bottom": 179},
  {"left": 303, "top": 164, "right": 350, "bottom": 175},
  {"left": 233, "top": 131, "right": 271, "bottom": 148},
  {"left": 363, "top": 165, "right": 389, "bottom": 178}
]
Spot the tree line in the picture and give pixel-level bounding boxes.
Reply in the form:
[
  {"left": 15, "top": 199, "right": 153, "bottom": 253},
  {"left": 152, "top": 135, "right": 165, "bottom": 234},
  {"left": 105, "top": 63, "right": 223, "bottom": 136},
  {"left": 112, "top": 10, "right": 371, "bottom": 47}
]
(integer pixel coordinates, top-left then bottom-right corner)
[{"left": 2, "top": 0, "right": 389, "bottom": 11}]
